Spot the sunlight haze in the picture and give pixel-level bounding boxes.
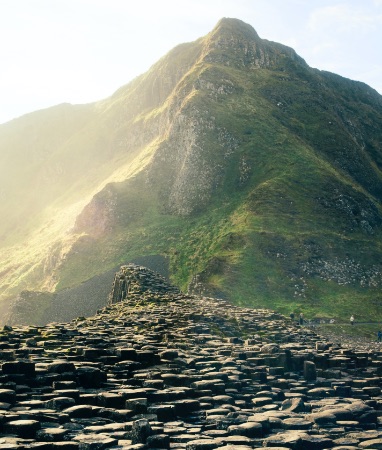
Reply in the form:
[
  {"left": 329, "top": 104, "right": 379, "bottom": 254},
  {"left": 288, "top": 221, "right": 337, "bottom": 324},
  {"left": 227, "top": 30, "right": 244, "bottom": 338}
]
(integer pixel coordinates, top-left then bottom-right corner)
[{"left": 0, "top": 0, "right": 381, "bottom": 124}]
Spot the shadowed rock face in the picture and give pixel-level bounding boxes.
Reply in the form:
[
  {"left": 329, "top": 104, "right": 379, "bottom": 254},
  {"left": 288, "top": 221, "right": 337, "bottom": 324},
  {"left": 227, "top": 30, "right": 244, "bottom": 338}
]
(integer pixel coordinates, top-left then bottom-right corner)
[{"left": 1, "top": 266, "right": 382, "bottom": 449}]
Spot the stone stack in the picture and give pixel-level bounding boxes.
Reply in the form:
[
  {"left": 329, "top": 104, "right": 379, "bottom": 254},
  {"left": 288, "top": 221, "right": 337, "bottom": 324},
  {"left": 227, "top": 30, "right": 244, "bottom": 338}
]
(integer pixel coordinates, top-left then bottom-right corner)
[
  {"left": 108, "top": 264, "right": 180, "bottom": 305},
  {"left": 1, "top": 266, "right": 382, "bottom": 448}
]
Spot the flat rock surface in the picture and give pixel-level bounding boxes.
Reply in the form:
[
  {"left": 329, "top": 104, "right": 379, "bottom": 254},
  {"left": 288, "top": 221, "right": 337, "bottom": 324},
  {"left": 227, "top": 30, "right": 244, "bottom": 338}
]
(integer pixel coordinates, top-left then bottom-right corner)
[{"left": 1, "top": 264, "right": 382, "bottom": 449}]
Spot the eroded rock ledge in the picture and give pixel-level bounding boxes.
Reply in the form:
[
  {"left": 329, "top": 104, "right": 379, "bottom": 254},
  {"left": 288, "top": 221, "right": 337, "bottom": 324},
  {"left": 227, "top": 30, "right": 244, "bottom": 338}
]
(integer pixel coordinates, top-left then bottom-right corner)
[{"left": 1, "top": 266, "right": 382, "bottom": 449}]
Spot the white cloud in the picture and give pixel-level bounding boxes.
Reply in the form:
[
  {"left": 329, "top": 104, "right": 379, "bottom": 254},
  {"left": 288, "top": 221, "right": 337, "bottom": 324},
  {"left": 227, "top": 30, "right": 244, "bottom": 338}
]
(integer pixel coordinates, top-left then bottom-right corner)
[{"left": 308, "top": 3, "right": 382, "bottom": 33}]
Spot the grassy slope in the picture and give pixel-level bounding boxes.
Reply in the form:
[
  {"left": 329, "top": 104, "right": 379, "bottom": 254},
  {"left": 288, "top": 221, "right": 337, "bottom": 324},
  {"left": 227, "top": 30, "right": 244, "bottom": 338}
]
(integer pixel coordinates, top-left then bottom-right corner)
[
  {"left": 54, "top": 54, "right": 382, "bottom": 324},
  {"left": 209, "top": 64, "right": 382, "bottom": 321},
  {"left": 217, "top": 68, "right": 381, "bottom": 318},
  {"left": 189, "top": 64, "right": 380, "bottom": 321},
  {"left": 0, "top": 38, "right": 204, "bottom": 306},
  {"left": 1, "top": 19, "right": 382, "bottom": 326}
]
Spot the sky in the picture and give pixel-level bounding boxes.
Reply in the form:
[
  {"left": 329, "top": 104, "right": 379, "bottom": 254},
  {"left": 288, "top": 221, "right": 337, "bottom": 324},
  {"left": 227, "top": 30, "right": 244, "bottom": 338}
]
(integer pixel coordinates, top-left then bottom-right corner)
[{"left": 0, "top": 0, "right": 382, "bottom": 125}]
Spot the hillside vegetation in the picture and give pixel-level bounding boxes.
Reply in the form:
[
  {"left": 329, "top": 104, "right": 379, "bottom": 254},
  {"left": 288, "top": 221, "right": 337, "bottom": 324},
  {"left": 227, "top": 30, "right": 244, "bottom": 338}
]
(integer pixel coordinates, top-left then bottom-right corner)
[{"left": 1, "top": 18, "right": 382, "bottom": 324}]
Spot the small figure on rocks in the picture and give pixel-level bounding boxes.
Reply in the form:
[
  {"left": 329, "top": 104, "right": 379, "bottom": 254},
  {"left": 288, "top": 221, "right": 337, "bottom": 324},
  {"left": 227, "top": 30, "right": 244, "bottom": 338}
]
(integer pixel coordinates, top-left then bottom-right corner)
[
  {"left": 290, "top": 312, "right": 295, "bottom": 321},
  {"left": 350, "top": 315, "right": 355, "bottom": 325},
  {"left": 299, "top": 313, "right": 304, "bottom": 325},
  {"left": 377, "top": 330, "right": 382, "bottom": 342}
]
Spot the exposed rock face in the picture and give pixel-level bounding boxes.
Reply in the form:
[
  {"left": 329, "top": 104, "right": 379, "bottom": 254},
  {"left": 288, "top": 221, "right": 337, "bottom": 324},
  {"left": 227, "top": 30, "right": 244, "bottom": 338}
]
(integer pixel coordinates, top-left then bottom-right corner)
[
  {"left": 74, "top": 186, "right": 117, "bottom": 237},
  {"left": 204, "top": 17, "right": 307, "bottom": 69},
  {"left": 1, "top": 267, "right": 382, "bottom": 448}
]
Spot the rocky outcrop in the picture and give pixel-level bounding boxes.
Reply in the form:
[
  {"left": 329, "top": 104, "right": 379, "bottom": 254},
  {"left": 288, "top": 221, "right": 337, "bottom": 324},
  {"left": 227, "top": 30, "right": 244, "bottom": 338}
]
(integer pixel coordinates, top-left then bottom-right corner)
[
  {"left": 74, "top": 186, "right": 117, "bottom": 238},
  {"left": 204, "top": 18, "right": 308, "bottom": 70},
  {"left": 1, "top": 267, "right": 382, "bottom": 448},
  {"left": 108, "top": 264, "right": 179, "bottom": 305},
  {"left": 4, "top": 258, "right": 171, "bottom": 327}
]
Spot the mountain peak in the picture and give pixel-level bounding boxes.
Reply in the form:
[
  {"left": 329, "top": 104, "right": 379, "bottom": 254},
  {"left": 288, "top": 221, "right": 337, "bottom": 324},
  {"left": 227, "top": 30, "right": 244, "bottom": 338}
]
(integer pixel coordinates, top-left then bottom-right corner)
[
  {"left": 1, "top": 17, "right": 382, "bottom": 326},
  {"left": 212, "top": 17, "right": 261, "bottom": 40},
  {"left": 204, "top": 17, "right": 305, "bottom": 70}
]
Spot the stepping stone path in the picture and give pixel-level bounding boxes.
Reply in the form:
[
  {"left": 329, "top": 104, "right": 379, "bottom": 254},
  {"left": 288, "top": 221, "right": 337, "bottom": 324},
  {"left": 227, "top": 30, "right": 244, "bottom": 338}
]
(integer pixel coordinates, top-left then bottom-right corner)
[{"left": 1, "top": 264, "right": 382, "bottom": 449}]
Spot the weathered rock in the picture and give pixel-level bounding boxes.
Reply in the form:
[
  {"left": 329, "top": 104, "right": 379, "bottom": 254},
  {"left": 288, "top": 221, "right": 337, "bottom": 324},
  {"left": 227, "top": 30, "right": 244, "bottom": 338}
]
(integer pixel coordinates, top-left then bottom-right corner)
[
  {"left": 263, "top": 431, "right": 308, "bottom": 448},
  {"left": 227, "top": 421, "right": 263, "bottom": 437},
  {"left": 130, "top": 418, "right": 152, "bottom": 444},
  {"left": 303, "top": 360, "right": 317, "bottom": 381},
  {"left": 63, "top": 404, "right": 94, "bottom": 418},
  {"left": 76, "top": 366, "right": 107, "bottom": 388},
  {"left": 72, "top": 433, "right": 118, "bottom": 449},
  {"left": 185, "top": 439, "right": 221, "bottom": 450},
  {"left": 46, "top": 396, "right": 76, "bottom": 410},
  {"left": 280, "top": 397, "right": 308, "bottom": 413},
  {"left": 1, "top": 360, "right": 35, "bottom": 376},
  {"left": 0, "top": 388, "right": 16, "bottom": 404},
  {"left": 3, "top": 419, "right": 41, "bottom": 438},
  {"left": 1, "top": 265, "right": 382, "bottom": 449},
  {"left": 36, "top": 427, "right": 69, "bottom": 441},
  {"left": 358, "top": 439, "right": 382, "bottom": 449}
]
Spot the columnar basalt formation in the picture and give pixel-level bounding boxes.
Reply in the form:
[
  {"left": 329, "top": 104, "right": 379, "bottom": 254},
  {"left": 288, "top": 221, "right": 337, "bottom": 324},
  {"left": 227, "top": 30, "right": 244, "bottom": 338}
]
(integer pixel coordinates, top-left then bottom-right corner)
[
  {"left": 1, "top": 267, "right": 382, "bottom": 449},
  {"left": 108, "top": 264, "right": 180, "bottom": 305}
]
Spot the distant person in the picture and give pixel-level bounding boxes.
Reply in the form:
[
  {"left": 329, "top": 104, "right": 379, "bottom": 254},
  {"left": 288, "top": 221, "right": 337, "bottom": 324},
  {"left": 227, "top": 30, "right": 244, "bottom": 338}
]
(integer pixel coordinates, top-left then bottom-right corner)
[
  {"left": 378, "top": 330, "right": 382, "bottom": 342},
  {"left": 290, "top": 312, "right": 295, "bottom": 321},
  {"left": 350, "top": 315, "right": 355, "bottom": 325},
  {"left": 299, "top": 313, "right": 304, "bottom": 325}
]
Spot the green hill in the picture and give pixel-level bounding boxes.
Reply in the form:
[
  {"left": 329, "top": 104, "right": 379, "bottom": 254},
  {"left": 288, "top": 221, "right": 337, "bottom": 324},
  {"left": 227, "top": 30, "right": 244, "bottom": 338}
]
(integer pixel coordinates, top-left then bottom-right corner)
[{"left": 1, "top": 18, "right": 382, "bottom": 324}]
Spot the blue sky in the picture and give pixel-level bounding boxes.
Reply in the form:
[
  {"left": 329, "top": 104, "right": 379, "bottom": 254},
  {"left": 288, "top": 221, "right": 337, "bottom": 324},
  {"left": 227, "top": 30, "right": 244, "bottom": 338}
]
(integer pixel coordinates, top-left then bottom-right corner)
[{"left": 0, "top": 0, "right": 381, "bottom": 124}]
